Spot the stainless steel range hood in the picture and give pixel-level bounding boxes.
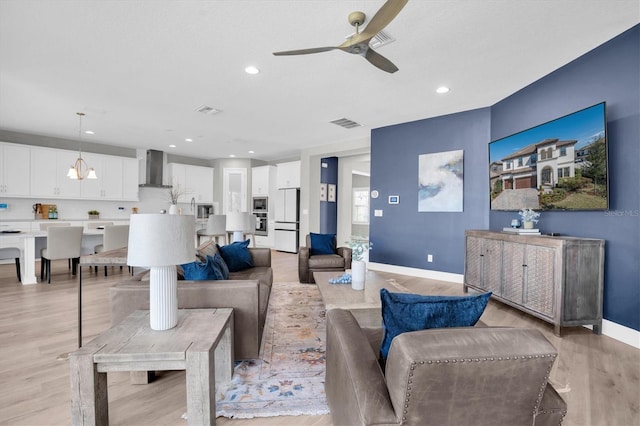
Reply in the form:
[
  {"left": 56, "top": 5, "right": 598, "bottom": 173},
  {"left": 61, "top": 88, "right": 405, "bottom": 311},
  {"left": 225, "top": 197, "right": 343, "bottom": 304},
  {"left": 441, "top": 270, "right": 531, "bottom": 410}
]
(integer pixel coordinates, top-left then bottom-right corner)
[{"left": 139, "top": 149, "right": 172, "bottom": 188}]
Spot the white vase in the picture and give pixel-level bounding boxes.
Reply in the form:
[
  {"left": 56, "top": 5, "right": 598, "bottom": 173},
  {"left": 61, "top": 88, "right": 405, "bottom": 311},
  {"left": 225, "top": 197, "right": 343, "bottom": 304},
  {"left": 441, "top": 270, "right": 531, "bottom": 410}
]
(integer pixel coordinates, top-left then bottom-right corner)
[
  {"left": 168, "top": 204, "right": 179, "bottom": 215},
  {"left": 524, "top": 221, "right": 534, "bottom": 229},
  {"left": 351, "top": 260, "right": 366, "bottom": 291}
]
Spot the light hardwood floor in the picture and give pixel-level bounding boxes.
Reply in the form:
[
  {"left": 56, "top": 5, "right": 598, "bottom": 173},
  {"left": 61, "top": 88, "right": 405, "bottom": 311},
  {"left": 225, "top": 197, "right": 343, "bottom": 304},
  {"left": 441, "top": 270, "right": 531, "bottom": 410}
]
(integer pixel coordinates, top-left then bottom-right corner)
[{"left": 0, "top": 251, "right": 638, "bottom": 426}]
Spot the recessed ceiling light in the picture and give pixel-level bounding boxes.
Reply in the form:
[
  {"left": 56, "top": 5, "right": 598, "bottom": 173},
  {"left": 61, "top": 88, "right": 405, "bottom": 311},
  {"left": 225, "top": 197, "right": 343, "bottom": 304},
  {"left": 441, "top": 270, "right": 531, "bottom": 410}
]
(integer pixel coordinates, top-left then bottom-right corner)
[
  {"left": 245, "top": 66, "right": 260, "bottom": 75},
  {"left": 248, "top": 150, "right": 255, "bottom": 154},
  {"left": 169, "top": 144, "right": 176, "bottom": 148},
  {"left": 436, "top": 86, "right": 450, "bottom": 94},
  {"left": 185, "top": 138, "right": 193, "bottom": 142},
  {"left": 229, "top": 154, "right": 236, "bottom": 158},
  {"left": 85, "top": 130, "right": 94, "bottom": 135}
]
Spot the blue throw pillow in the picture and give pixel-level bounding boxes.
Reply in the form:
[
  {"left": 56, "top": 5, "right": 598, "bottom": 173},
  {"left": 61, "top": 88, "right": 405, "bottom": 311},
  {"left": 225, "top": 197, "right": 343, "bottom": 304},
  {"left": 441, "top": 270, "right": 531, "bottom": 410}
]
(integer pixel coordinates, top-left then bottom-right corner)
[
  {"left": 217, "top": 240, "right": 253, "bottom": 272},
  {"left": 379, "top": 288, "right": 491, "bottom": 360},
  {"left": 310, "top": 233, "right": 336, "bottom": 255},
  {"left": 181, "top": 256, "right": 218, "bottom": 281},
  {"left": 209, "top": 253, "right": 229, "bottom": 280}
]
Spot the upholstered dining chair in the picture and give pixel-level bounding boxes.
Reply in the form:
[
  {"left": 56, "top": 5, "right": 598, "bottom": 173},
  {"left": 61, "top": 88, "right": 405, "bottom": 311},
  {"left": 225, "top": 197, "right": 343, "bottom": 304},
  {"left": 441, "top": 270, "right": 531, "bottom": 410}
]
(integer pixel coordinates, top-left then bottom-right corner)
[
  {"left": 94, "top": 225, "right": 129, "bottom": 276},
  {"left": 40, "top": 226, "right": 83, "bottom": 284},
  {"left": 39, "top": 222, "right": 73, "bottom": 270},
  {"left": 197, "top": 215, "right": 227, "bottom": 245},
  {"left": 242, "top": 212, "right": 257, "bottom": 247},
  {"left": 0, "top": 248, "right": 21, "bottom": 282}
]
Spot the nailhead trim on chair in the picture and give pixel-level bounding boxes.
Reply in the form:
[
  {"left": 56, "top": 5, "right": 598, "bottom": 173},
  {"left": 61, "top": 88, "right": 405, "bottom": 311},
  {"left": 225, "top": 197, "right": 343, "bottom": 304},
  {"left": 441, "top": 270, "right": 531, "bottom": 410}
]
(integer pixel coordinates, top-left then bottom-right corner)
[{"left": 402, "top": 354, "right": 559, "bottom": 423}]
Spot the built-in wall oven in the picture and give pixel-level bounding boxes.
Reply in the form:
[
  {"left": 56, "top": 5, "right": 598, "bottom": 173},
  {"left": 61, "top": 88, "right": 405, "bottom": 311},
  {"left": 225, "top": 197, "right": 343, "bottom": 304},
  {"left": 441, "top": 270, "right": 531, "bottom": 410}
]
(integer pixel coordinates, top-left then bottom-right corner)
[
  {"left": 254, "top": 212, "right": 268, "bottom": 236},
  {"left": 252, "top": 197, "right": 269, "bottom": 236},
  {"left": 252, "top": 197, "right": 268, "bottom": 212}
]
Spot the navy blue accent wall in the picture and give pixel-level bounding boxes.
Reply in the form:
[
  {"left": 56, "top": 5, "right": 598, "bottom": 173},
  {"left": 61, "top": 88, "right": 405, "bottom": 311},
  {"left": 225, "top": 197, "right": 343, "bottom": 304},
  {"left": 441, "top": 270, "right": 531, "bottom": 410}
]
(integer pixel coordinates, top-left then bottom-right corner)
[
  {"left": 490, "top": 25, "right": 640, "bottom": 331},
  {"left": 320, "top": 157, "right": 338, "bottom": 234},
  {"left": 370, "top": 25, "right": 639, "bottom": 331},
  {"left": 370, "top": 108, "right": 491, "bottom": 273}
]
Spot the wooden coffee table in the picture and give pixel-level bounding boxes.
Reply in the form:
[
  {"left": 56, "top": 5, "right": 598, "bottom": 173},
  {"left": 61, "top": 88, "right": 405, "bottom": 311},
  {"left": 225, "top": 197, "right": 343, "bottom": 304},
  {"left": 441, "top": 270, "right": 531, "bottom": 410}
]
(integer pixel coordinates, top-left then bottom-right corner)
[
  {"left": 70, "top": 308, "right": 234, "bottom": 426},
  {"left": 313, "top": 270, "right": 409, "bottom": 327}
]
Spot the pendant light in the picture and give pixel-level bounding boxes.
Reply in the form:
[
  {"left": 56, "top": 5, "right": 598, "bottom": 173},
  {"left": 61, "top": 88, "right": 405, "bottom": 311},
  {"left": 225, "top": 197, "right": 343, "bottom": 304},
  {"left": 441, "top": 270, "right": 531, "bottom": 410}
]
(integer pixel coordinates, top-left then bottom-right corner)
[{"left": 67, "top": 112, "right": 97, "bottom": 180}]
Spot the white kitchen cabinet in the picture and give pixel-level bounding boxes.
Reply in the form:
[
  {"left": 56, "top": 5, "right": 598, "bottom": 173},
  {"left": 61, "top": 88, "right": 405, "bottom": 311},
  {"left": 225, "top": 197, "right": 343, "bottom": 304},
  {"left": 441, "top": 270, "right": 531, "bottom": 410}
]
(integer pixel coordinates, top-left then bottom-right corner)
[
  {"left": 186, "top": 165, "right": 213, "bottom": 203},
  {"left": 0, "top": 142, "right": 30, "bottom": 197},
  {"left": 276, "top": 160, "right": 301, "bottom": 189},
  {"left": 252, "top": 165, "right": 276, "bottom": 196},
  {"left": 81, "top": 153, "right": 124, "bottom": 200},
  {"left": 30, "top": 147, "right": 82, "bottom": 198},
  {"left": 169, "top": 163, "right": 213, "bottom": 203},
  {"left": 122, "top": 157, "right": 139, "bottom": 200}
]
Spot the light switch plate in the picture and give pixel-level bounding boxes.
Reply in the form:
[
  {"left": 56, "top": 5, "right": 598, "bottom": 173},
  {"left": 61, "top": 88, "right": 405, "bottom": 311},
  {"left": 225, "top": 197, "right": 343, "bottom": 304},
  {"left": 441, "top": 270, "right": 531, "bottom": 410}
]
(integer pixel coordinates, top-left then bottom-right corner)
[{"left": 374, "top": 209, "right": 383, "bottom": 217}]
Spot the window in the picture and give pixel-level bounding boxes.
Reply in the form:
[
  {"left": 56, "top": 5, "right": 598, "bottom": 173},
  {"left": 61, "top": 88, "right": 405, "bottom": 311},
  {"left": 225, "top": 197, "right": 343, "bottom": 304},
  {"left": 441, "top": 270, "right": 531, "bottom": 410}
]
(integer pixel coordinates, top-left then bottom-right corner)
[
  {"left": 540, "top": 150, "right": 546, "bottom": 160},
  {"left": 547, "top": 148, "right": 553, "bottom": 158},
  {"left": 560, "top": 147, "right": 567, "bottom": 156},
  {"left": 518, "top": 157, "right": 523, "bottom": 167},
  {"left": 505, "top": 160, "right": 512, "bottom": 170},
  {"left": 564, "top": 167, "right": 570, "bottom": 177},
  {"left": 352, "top": 188, "right": 370, "bottom": 224},
  {"left": 530, "top": 154, "right": 537, "bottom": 164},
  {"left": 558, "top": 168, "right": 563, "bottom": 178}
]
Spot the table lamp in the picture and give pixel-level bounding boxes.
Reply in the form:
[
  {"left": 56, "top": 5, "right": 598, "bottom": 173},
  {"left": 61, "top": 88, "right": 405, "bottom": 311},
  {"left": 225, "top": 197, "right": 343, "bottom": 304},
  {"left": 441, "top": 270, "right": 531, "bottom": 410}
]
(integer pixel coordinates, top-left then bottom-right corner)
[
  {"left": 127, "top": 214, "right": 195, "bottom": 330},
  {"left": 225, "top": 211, "right": 245, "bottom": 243}
]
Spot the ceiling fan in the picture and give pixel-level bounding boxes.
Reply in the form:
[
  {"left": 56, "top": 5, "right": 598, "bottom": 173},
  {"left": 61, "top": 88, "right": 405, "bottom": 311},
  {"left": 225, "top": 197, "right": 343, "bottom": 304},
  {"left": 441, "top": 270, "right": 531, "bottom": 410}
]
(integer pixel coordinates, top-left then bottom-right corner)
[{"left": 273, "top": 0, "right": 408, "bottom": 73}]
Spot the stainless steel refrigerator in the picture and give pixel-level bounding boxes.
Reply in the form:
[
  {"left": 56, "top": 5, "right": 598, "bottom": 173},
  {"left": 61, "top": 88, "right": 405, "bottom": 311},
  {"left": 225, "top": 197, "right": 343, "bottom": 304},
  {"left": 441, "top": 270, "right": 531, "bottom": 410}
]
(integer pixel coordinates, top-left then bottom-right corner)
[{"left": 274, "top": 188, "right": 300, "bottom": 253}]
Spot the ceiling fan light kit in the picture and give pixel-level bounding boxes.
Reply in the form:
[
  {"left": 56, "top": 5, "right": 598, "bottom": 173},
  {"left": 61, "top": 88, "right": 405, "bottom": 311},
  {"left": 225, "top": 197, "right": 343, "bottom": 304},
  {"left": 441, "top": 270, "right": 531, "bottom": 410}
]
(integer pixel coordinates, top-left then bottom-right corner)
[{"left": 273, "top": 0, "right": 408, "bottom": 73}]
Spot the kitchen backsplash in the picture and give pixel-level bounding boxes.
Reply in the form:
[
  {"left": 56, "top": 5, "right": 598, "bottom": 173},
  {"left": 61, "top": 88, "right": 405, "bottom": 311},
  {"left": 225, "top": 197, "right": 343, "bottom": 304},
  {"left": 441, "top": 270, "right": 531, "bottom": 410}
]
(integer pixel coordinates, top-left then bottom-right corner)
[{"left": 0, "top": 187, "right": 199, "bottom": 220}]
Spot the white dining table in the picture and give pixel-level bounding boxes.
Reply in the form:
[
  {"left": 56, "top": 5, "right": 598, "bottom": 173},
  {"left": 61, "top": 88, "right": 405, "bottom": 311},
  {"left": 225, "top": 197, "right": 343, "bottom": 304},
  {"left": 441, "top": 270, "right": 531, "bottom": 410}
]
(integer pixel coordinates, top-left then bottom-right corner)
[{"left": 0, "top": 229, "right": 103, "bottom": 285}]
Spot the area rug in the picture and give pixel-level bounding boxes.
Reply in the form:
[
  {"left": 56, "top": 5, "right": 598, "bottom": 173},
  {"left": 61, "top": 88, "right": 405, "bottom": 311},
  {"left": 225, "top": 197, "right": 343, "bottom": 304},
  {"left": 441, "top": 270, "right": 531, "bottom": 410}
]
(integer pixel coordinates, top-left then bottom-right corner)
[{"left": 215, "top": 281, "right": 330, "bottom": 419}]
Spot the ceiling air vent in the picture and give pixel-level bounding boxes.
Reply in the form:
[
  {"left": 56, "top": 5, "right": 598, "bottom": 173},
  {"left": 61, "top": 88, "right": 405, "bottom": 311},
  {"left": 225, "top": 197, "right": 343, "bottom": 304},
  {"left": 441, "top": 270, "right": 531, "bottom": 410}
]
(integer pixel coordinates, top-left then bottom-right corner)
[
  {"left": 330, "top": 118, "right": 362, "bottom": 129},
  {"left": 369, "top": 30, "right": 395, "bottom": 49},
  {"left": 194, "top": 105, "right": 222, "bottom": 115}
]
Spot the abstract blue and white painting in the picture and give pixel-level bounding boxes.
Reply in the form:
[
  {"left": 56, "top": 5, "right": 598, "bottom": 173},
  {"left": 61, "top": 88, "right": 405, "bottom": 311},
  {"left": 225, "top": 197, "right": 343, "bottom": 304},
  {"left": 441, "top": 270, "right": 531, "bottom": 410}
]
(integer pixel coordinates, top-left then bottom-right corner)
[{"left": 418, "top": 150, "right": 464, "bottom": 212}]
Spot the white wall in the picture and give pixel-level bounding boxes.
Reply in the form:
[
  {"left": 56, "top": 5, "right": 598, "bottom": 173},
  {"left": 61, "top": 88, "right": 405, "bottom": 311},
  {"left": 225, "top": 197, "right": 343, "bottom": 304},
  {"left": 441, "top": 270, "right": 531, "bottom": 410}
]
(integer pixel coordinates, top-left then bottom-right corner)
[{"left": 299, "top": 136, "right": 370, "bottom": 246}]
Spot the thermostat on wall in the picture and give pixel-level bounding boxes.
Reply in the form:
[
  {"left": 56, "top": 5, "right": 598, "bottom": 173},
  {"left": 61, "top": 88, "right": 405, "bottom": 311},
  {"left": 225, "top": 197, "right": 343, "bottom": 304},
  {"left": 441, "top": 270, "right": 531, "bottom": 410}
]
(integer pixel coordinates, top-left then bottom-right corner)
[{"left": 388, "top": 195, "right": 399, "bottom": 204}]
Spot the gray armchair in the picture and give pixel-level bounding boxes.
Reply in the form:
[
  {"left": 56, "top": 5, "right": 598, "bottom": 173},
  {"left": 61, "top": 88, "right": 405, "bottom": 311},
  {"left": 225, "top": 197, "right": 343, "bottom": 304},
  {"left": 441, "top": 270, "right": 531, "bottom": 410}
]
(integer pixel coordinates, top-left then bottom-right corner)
[
  {"left": 325, "top": 308, "right": 567, "bottom": 426},
  {"left": 298, "top": 234, "right": 352, "bottom": 283}
]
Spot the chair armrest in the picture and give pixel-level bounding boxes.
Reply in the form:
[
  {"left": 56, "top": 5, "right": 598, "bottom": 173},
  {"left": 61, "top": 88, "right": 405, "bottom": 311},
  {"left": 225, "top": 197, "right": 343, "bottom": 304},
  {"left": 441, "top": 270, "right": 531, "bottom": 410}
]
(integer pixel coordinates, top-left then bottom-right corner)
[
  {"left": 336, "top": 247, "right": 352, "bottom": 270},
  {"left": 325, "top": 309, "right": 397, "bottom": 425},
  {"left": 298, "top": 246, "right": 310, "bottom": 283}
]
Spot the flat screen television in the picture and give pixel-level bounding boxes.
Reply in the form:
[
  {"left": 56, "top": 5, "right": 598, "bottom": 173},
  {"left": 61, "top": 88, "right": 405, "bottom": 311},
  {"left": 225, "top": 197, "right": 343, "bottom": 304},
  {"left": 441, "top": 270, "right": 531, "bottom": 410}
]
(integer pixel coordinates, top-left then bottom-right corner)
[{"left": 489, "top": 102, "right": 608, "bottom": 211}]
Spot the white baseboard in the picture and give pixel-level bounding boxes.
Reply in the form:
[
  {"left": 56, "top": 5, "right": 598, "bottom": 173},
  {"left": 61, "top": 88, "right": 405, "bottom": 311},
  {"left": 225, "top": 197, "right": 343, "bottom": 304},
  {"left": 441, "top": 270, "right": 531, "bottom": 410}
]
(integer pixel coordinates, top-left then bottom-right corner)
[
  {"left": 368, "top": 262, "right": 464, "bottom": 284},
  {"left": 367, "top": 262, "right": 640, "bottom": 349}
]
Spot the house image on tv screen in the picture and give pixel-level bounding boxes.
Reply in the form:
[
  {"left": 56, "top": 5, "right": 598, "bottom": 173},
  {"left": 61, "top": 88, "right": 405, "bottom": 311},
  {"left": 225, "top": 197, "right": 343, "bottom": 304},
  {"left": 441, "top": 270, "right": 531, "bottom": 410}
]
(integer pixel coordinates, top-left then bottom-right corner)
[{"left": 489, "top": 103, "right": 608, "bottom": 211}]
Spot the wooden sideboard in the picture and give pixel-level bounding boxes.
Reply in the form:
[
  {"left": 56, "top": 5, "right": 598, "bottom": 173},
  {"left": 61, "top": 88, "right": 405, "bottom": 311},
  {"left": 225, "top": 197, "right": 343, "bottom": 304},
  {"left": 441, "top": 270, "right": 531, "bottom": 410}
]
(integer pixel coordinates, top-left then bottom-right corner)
[{"left": 463, "top": 230, "right": 604, "bottom": 335}]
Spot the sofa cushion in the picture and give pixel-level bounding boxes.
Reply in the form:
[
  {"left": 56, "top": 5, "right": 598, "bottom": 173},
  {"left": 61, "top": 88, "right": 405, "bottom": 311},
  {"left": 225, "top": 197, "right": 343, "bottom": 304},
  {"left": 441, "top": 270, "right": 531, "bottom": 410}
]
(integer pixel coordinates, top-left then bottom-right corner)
[
  {"left": 197, "top": 240, "right": 219, "bottom": 261},
  {"left": 310, "top": 233, "right": 336, "bottom": 255},
  {"left": 218, "top": 240, "right": 254, "bottom": 272},
  {"left": 209, "top": 253, "right": 229, "bottom": 279},
  {"left": 309, "top": 254, "right": 345, "bottom": 269},
  {"left": 181, "top": 256, "right": 218, "bottom": 281},
  {"left": 379, "top": 288, "right": 491, "bottom": 359}
]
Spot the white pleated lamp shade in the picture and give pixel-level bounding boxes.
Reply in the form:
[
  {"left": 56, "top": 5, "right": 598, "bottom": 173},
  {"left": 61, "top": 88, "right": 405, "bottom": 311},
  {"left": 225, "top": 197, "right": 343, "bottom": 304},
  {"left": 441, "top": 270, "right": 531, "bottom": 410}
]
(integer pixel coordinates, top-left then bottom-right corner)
[
  {"left": 127, "top": 214, "right": 195, "bottom": 267},
  {"left": 225, "top": 212, "right": 245, "bottom": 232}
]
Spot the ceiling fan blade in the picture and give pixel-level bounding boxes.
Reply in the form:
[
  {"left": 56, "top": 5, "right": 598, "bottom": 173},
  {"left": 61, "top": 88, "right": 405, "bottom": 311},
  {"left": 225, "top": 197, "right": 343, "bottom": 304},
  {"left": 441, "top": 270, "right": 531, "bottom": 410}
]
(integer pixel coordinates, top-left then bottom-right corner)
[
  {"left": 362, "top": 0, "right": 408, "bottom": 38},
  {"left": 365, "top": 48, "right": 399, "bottom": 73},
  {"left": 273, "top": 47, "right": 338, "bottom": 56}
]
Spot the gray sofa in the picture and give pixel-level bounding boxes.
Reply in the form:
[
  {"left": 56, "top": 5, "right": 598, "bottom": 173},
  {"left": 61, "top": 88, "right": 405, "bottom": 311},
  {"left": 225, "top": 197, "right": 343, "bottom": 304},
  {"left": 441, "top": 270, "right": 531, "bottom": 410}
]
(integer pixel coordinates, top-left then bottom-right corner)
[
  {"left": 110, "top": 240, "right": 272, "bottom": 360},
  {"left": 325, "top": 308, "right": 567, "bottom": 426}
]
